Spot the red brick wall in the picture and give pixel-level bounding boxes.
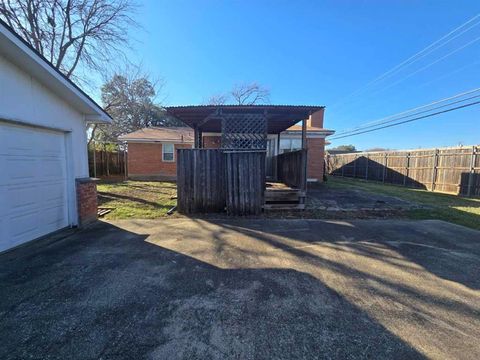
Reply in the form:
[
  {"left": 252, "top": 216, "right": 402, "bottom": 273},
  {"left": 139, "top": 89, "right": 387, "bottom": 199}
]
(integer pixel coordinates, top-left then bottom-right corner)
[
  {"left": 76, "top": 178, "right": 98, "bottom": 226},
  {"left": 203, "top": 135, "right": 221, "bottom": 148},
  {"left": 307, "top": 137, "right": 325, "bottom": 181},
  {"left": 127, "top": 142, "right": 192, "bottom": 179},
  {"left": 310, "top": 109, "right": 325, "bottom": 128}
]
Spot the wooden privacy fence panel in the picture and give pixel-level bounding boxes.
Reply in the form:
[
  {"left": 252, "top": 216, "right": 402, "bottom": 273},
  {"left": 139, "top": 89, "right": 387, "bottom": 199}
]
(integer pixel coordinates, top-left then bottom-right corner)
[
  {"left": 88, "top": 148, "right": 127, "bottom": 177},
  {"left": 177, "top": 149, "right": 226, "bottom": 213},
  {"left": 327, "top": 145, "right": 480, "bottom": 196},
  {"left": 276, "top": 149, "right": 306, "bottom": 189},
  {"left": 177, "top": 149, "right": 266, "bottom": 215},
  {"left": 224, "top": 151, "right": 266, "bottom": 215}
]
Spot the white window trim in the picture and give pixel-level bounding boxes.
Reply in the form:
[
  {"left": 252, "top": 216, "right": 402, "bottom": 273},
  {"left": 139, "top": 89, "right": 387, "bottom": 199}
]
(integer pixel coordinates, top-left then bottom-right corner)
[{"left": 162, "top": 143, "right": 175, "bottom": 162}]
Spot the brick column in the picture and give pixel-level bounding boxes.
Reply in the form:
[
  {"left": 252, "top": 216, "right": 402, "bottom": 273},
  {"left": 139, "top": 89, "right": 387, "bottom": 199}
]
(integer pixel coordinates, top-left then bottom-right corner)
[
  {"left": 306, "top": 138, "right": 326, "bottom": 182},
  {"left": 309, "top": 109, "right": 325, "bottom": 128},
  {"left": 76, "top": 178, "right": 99, "bottom": 226}
]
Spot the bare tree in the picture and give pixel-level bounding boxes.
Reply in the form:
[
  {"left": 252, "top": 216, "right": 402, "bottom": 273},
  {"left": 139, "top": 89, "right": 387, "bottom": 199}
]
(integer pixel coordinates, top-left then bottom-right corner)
[
  {"left": 205, "top": 82, "right": 271, "bottom": 105},
  {"left": 203, "top": 93, "right": 228, "bottom": 106},
  {"left": 230, "top": 82, "right": 270, "bottom": 105},
  {"left": 0, "top": 0, "right": 138, "bottom": 81}
]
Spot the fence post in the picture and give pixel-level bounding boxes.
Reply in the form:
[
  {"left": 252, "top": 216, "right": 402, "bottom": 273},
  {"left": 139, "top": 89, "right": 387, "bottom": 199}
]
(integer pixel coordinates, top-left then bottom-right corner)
[
  {"left": 382, "top": 153, "right": 387, "bottom": 183},
  {"left": 124, "top": 143, "right": 128, "bottom": 181},
  {"left": 117, "top": 148, "right": 120, "bottom": 173},
  {"left": 353, "top": 155, "right": 357, "bottom": 178},
  {"left": 326, "top": 154, "right": 330, "bottom": 175},
  {"left": 431, "top": 149, "right": 439, "bottom": 192},
  {"left": 467, "top": 146, "right": 477, "bottom": 197},
  {"left": 365, "top": 154, "right": 369, "bottom": 180},
  {"left": 403, "top": 152, "right": 410, "bottom": 186}
]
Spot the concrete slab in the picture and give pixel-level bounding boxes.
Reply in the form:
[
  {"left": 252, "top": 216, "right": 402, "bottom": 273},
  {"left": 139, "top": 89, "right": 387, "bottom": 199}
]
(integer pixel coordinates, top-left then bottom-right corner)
[
  {"left": 1, "top": 218, "right": 479, "bottom": 359},
  {"left": 308, "top": 185, "right": 421, "bottom": 211}
]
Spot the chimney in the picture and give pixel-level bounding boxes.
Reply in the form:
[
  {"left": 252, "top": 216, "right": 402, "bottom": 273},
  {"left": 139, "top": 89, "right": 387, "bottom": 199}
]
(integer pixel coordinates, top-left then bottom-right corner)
[{"left": 309, "top": 108, "right": 325, "bottom": 128}]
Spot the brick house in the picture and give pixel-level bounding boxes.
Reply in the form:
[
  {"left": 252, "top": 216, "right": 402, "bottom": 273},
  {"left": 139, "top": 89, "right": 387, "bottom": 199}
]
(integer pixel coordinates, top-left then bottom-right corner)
[
  {"left": 277, "top": 109, "right": 334, "bottom": 182},
  {"left": 120, "top": 109, "right": 334, "bottom": 181},
  {"left": 119, "top": 127, "right": 194, "bottom": 180}
]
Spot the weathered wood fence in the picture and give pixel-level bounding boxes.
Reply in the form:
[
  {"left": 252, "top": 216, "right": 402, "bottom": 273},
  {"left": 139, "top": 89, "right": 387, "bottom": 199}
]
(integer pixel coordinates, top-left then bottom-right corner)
[
  {"left": 225, "top": 151, "right": 266, "bottom": 215},
  {"left": 176, "top": 149, "right": 226, "bottom": 213},
  {"left": 276, "top": 149, "right": 307, "bottom": 189},
  {"left": 88, "top": 146, "right": 127, "bottom": 178},
  {"left": 327, "top": 145, "right": 480, "bottom": 196},
  {"left": 177, "top": 149, "right": 266, "bottom": 215}
]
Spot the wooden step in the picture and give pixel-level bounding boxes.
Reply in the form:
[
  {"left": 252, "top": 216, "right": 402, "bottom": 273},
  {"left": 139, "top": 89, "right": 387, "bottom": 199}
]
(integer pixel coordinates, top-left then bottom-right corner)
[
  {"left": 263, "top": 203, "right": 305, "bottom": 211},
  {"left": 265, "top": 190, "right": 305, "bottom": 201},
  {"left": 266, "top": 189, "right": 306, "bottom": 196},
  {"left": 265, "top": 193, "right": 300, "bottom": 202}
]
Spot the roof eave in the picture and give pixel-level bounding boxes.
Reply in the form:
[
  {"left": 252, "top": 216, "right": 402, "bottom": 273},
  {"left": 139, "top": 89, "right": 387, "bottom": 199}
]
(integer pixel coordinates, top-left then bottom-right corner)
[
  {"left": 0, "top": 20, "right": 111, "bottom": 122},
  {"left": 166, "top": 105, "right": 326, "bottom": 134},
  {"left": 284, "top": 129, "right": 336, "bottom": 136},
  {"left": 119, "top": 138, "right": 194, "bottom": 143}
]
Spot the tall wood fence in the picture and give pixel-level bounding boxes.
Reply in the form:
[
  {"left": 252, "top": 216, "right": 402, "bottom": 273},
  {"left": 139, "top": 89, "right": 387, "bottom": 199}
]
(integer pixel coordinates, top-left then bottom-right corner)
[
  {"left": 88, "top": 147, "right": 127, "bottom": 178},
  {"left": 276, "top": 149, "right": 307, "bottom": 189},
  {"left": 225, "top": 151, "right": 266, "bottom": 215},
  {"left": 176, "top": 149, "right": 226, "bottom": 213},
  {"left": 327, "top": 145, "right": 480, "bottom": 197},
  {"left": 177, "top": 149, "right": 266, "bottom": 215}
]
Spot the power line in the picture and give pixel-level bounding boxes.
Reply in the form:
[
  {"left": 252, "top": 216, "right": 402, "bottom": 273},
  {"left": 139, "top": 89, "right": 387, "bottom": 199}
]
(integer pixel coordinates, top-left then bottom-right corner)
[
  {"left": 333, "top": 93, "right": 480, "bottom": 137},
  {"left": 417, "top": 59, "right": 480, "bottom": 89},
  {"left": 329, "top": 13, "right": 480, "bottom": 110},
  {"left": 329, "top": 100, "right": 480, "bottom": 140},
  {"left": 334, "top": 87, "right": 480, "bottom": 136},
  {"left": 332, "top": 34, "right": 480, "bottom": 118},
  {"left": 370, "top": 34, "right": 480, "bottom": 95}
]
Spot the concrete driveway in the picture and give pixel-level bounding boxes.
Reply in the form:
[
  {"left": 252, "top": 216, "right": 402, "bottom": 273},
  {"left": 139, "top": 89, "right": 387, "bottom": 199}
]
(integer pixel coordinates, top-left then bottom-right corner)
[{"left": 1, "top": 218, "right": 479, "bottom": 359}]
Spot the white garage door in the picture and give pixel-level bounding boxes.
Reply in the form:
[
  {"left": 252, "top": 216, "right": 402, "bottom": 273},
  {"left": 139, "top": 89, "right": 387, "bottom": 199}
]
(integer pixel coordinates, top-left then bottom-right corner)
[{"left": 0, "top": 122, "right": 69, "bottom": 252}]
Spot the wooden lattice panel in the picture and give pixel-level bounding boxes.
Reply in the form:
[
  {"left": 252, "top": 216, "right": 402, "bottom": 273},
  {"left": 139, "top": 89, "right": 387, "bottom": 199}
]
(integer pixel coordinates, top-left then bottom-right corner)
[{"left": 221, "top": 114, "right": 267, "bottom": 150}]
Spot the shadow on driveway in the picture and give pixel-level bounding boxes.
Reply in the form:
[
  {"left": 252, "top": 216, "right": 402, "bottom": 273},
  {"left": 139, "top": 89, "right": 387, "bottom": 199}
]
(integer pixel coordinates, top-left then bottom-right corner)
[{"left": 1, "top": 218, "right": 479, "bottom": 359}]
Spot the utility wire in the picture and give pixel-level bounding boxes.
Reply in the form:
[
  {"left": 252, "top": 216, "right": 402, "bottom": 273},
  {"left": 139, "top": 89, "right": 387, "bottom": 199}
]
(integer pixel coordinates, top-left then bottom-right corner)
[
  {"left": 332, "top": 34, "right": 480, "bottom": 117},
  {"left": 334, "top": 87, "right": 480, "bottom": 136},
  {"left": 333, "top": 93, "right": 480, "bottom": 137},
  {"left": 330, "top": 100, "right": 480, "bottom": 140},
  {"left": 370, "top": 35, "right": 480, "bottom": 95},
  {"left": 329, "top": 13, "right": 480, "bottom": 110},
  {"left": 417, "top": 59, "right": 480, "bottom": 89}
]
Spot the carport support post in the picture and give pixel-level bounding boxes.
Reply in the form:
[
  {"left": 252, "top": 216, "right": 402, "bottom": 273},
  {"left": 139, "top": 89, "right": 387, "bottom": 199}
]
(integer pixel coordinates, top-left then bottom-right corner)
[
  {"left": 467, "top": 146, "right": 477, "bottom": 197},
  {"left": 276, "top": 133, "right": 281, "bottom": 180},
  {"left": 300, "top": 116, "right": 308, "bottom": 195},
  {"left": 193, "top": 125, "right": 201, "bottom": 149},
  {"left": 92, "top": 141, "right": 97, "bottom": 178}
]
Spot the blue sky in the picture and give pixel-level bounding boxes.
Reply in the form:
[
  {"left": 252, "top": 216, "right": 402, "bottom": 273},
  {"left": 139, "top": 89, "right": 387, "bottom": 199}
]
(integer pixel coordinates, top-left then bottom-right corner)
[{"left": 103, "top": 0, "right": 480, "bottom": 150}]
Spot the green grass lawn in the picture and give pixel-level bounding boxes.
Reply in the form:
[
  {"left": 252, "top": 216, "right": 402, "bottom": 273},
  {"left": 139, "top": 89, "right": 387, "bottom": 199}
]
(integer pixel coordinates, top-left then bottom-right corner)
[
  {"left": 97, "top": 181, "right": 177, "bottom": 220},
  {"left": 326, "top": 177, "right": 480, "bottom": 230},
  {"left": 96, "top": 178, "right": 480, "bottom": 230}
]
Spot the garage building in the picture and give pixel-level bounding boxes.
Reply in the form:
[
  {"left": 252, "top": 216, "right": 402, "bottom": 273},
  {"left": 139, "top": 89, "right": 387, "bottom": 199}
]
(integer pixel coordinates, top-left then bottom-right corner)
[{"left": 0, "top": 20, "right": 111, "bottom": 252}]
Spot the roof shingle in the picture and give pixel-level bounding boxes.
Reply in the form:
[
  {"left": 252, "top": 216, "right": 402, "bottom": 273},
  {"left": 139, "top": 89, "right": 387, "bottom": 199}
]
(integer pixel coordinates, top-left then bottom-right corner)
[{"left": 119, "top": 127, "right": 194, "bottom": 142}]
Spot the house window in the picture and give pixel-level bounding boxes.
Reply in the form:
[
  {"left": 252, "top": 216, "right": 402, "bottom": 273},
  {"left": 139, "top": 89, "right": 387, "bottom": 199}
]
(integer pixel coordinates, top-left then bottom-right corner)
[
  {"left": 279, "top": 138, "right": 302, "bottom": 154},
  {"left": 162, "top": 143, "right": 174, "bottom": 162}
]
